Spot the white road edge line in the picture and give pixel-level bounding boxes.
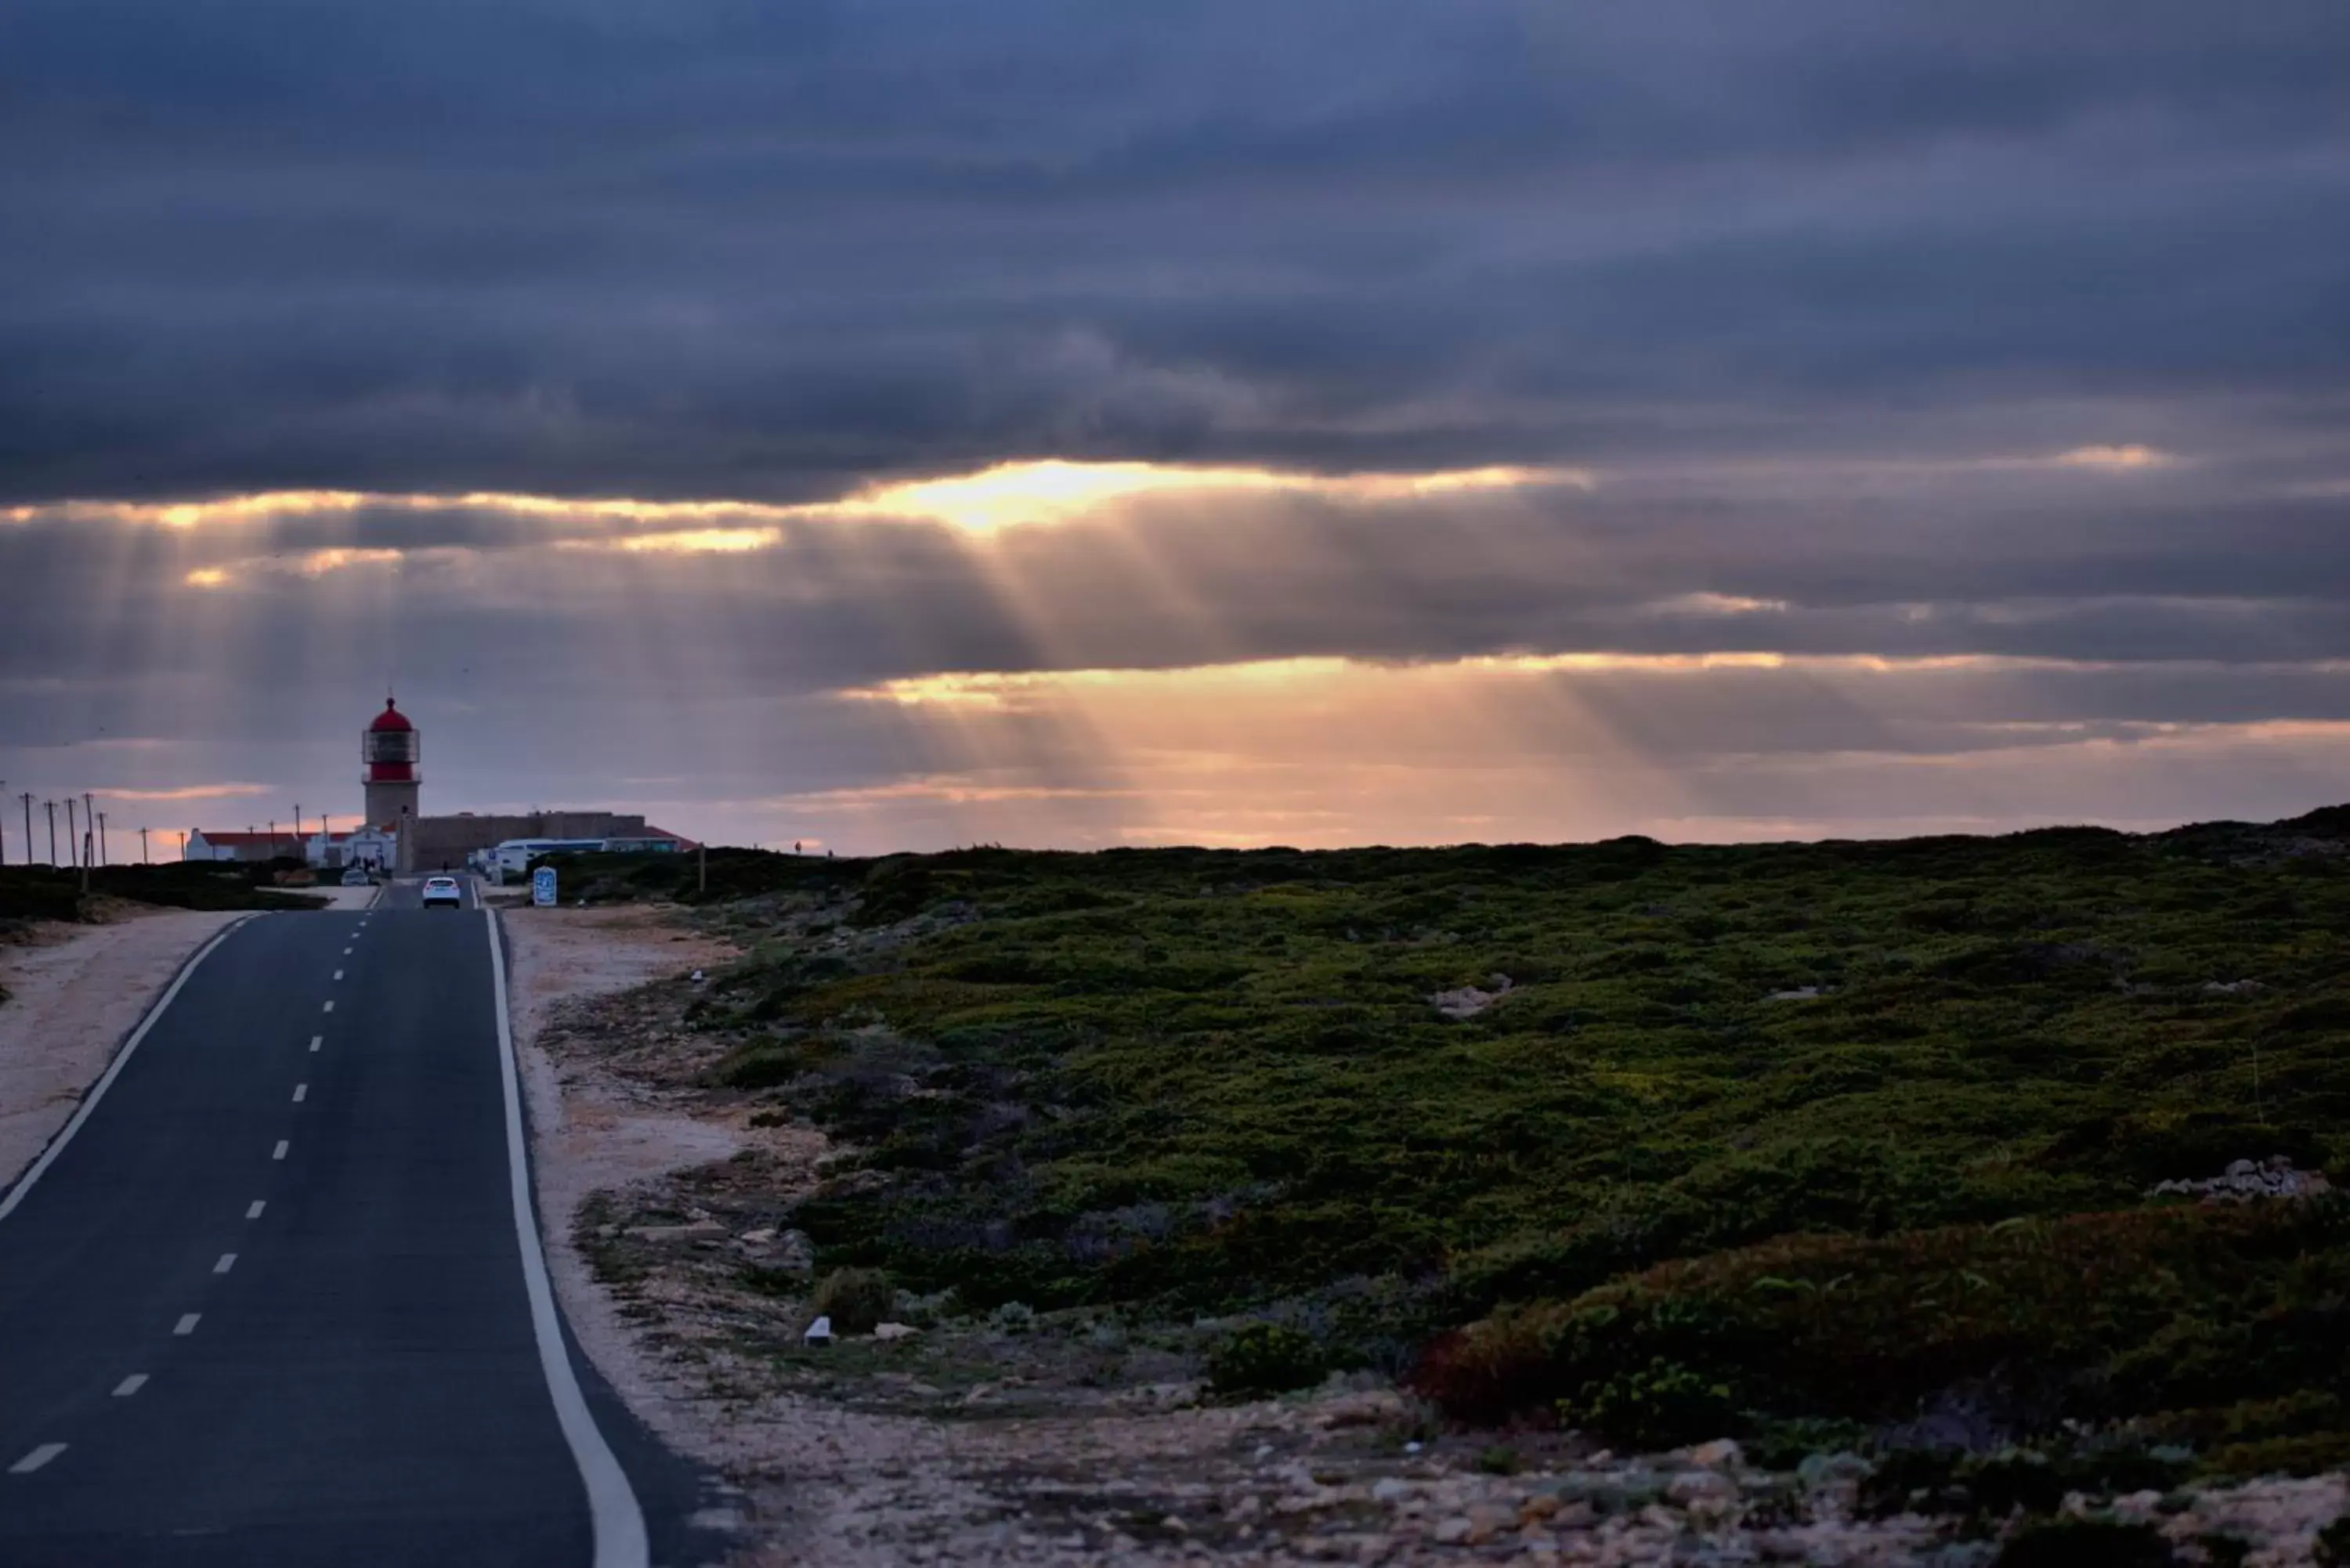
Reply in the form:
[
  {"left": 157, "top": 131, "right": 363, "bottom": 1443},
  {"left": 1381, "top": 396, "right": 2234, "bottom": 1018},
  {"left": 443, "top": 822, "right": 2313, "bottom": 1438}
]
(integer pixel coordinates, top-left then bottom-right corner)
[
  {"left": 0, "top": 916, "right": 258, "bottom": 1225},
  {"left": 173, "top": 1313, "right": 200, "bottom": 1335},
  {"left": 485, "top": 909, "right": 649, "bottom": 1568},
  {"left": 273, "top": 1140, "right": 289, "bottom": 1161},
  {"left": 113, "top": 1375, "right": 148, "bottom": 1397},
  {"left": 247, "top": 1200, "right": 266, "bottom": 1219},
  {"left": 293, "top": 1084, "right": 308, "bottom": 1103},
  {"left": 214, "top": 1252, "right": 237, "bottom": 1274},
  {"left": 9, "top": 1443, "right": 67, "bottom": 1475}
]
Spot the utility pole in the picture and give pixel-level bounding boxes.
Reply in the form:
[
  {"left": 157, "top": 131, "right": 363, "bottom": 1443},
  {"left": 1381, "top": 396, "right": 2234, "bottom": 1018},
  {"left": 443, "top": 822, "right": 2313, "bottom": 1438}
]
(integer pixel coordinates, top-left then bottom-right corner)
[
  {"left": 698, "top": 839, "right": 707, "bottom": 895},
  {"left": 45, "top": 800, "right": 58, "bottom": 866},
  {"left": 179, "top": 829, "right": 189, "bottom": 862},
  {"left": 19, "top": 794, "right": 31, "bottom": 868},
  {"left": 83, "top": 794, "right": 93, "bottom": 864},
  {"left": 293, "top": 804, "right": 302, "bottom": 862},
  {"left": 0, "top": 779, "right": 6, "bottom": 866},
  {"left": 139, "top": 826, "right": 151, "bottom": 865},
  {"left": 64, "top": 797, "right": 78, "bottom": 869},
  {"left": 97, "top": 811, "right": 109, "bottom": 866}
]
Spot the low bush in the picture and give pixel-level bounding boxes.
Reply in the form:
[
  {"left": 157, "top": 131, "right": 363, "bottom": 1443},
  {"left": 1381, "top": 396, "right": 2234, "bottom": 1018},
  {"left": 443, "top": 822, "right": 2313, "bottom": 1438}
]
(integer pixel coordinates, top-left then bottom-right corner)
[
  {"left": 1415, "top": 1199, "right": 2350, "bottom": 1440},
  {"left": 1555, "top": 1356, "right": 1734, "bottom": 1451},
  {"left": 1207, "top": 1321, "right": 1325, "bottom": 1397},
  {"left": 811, "top": 1267, "right": 895, "bottom": 1335}
]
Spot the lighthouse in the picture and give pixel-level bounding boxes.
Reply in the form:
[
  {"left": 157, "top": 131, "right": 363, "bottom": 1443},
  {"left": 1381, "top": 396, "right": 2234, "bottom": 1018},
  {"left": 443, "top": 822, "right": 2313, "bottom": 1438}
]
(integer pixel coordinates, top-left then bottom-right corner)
[{"left": 362, "top": 697, "right": 421, "bottom": 867}]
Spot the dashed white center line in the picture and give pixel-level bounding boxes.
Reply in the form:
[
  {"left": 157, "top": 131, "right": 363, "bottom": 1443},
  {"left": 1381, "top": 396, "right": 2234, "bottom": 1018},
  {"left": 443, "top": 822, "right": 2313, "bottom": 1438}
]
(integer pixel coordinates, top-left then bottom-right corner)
[
  {"left": 321, "top": 1000, "right": 334, "bottom": 1014},
  {"left": 293, "top": 1083, "right": 308, "bottom": 1103},
  {"left": 213, "top": 1252, "right": 237, "bottom": 1274},
  {"left": 173, "top": 1313, "right": 201, "bottom": 1336},
  {"left": 112, "top": 1375, "right": 148, "bottom": 1398},
  {"left": 247, "top": 1200, "right": 266, "bottom": 1219},
  {"left": 342, "top": 947, "right": 352, "bottom": 956},
  {"left": 273, "top": 1140, "right": 289, "bottom": 1161},
  {"left": 8, "top": 1443, "right": 66, "bottom": 1475},
  {"left": 333, "top": 969, "right": 344, "bottom": 981}
]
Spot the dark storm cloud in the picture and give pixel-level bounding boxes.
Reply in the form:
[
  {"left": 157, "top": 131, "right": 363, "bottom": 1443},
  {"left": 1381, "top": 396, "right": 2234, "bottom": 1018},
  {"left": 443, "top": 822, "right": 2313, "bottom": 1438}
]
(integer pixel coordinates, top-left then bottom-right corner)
[{"left": 5, "top": 0, "right": 2350, "bottom": 501}]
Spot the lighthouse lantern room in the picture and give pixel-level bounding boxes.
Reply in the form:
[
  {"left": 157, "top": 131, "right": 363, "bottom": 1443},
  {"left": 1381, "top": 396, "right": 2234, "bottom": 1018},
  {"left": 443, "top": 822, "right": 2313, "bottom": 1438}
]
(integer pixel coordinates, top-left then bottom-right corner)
[{"left": 362, "top": 697, "right": 422, "bottom": 846}]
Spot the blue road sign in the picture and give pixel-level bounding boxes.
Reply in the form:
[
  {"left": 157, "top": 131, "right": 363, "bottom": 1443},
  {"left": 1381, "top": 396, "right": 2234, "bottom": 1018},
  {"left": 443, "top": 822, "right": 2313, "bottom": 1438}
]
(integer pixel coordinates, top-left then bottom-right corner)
[{"left": 532, "top": 865, "right": 557, "bottom": 907}]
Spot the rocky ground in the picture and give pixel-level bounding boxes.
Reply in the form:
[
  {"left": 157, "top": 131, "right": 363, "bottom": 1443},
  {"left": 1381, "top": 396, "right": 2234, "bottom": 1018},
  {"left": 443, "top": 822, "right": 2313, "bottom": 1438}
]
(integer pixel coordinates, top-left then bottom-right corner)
[{"left": 503, "top": 902, "right": 2350, "bottom": 1566}]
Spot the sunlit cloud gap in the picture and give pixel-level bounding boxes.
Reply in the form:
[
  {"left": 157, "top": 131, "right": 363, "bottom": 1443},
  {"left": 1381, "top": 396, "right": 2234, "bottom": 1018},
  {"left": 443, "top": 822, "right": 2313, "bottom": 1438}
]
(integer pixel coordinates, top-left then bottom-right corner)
[
  {"left": 5, "top": 459, "right": 1590, "bottom": 540},
  {"left": 839, "top": 650, "right": 2350, "bottom": 710},
  {"left": 4, "top": 445, "right": 2171, "bottom": 537},
  {"left": 2046, "top": 444, "right": 2175, "bottom": 471},
  {"left": 97, "top": 782, "right": 277, "bottom": 803}
]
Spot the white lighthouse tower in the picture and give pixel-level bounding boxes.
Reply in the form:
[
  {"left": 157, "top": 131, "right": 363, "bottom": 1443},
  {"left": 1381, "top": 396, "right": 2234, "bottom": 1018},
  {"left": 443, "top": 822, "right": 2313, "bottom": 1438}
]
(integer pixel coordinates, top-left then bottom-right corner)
[{"left": 362, "top": 696, "right": 421, "bottom": 869}]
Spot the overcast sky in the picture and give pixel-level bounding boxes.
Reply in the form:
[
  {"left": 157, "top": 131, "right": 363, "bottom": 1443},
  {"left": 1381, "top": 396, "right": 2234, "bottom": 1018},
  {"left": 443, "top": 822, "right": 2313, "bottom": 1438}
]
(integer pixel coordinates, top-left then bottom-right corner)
[{"left": 5, "top": 1, "right": 2349, "bottom": 856}]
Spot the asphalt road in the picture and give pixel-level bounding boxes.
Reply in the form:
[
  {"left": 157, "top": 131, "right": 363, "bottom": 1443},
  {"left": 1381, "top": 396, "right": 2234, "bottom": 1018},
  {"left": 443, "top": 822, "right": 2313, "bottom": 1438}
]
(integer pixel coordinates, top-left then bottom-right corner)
[
  {"left": 0, "top": 889, "right": 707, "bottom": 1566},
  {"left": 371, "top": 873, "right": 478, "bottom": 911}
]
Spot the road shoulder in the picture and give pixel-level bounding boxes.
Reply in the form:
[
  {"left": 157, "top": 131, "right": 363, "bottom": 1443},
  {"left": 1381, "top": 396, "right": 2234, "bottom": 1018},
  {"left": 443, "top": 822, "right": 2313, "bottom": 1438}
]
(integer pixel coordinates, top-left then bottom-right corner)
[{"left": 500, "top": 908, "right": 756, "bottom": 1443}]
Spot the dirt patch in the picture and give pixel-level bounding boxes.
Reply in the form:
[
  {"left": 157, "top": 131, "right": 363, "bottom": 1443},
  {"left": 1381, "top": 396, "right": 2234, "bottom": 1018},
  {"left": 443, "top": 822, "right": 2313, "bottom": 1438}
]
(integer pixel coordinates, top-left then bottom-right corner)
[{"left": 0, "top": 909, "right": 248, "bottom": 1193}]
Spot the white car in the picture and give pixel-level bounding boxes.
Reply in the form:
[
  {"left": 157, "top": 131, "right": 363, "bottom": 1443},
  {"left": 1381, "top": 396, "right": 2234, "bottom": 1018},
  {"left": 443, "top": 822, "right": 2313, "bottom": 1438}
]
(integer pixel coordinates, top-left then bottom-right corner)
[{"left": 421, "top": 876, "right": 465, "bottom": 909}]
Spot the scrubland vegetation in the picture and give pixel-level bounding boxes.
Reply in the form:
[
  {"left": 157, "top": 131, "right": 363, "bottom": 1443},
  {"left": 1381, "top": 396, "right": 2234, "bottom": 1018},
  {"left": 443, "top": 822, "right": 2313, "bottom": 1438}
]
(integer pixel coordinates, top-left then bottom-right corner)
[{"left": 550, "top": 806, "right": 2350, "bottom": 1485}]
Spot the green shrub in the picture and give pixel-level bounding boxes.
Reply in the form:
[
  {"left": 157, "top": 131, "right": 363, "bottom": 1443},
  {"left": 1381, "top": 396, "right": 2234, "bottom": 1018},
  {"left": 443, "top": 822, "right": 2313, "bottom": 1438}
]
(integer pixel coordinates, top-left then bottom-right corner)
[
  {"left": 1208, "top": 1322, "right": 1325, "bottom": 1397},
  {"left": 1556, "top": 1357, "right": 1734, "bottom": 1451},
  {"left": 1419, "top": 1200, "right": 2350, "bottom": 1433},
  {"left": 811, "top": 1267, "right": 894, "bottom": 1335},
  {"left": 1474, "top": 1445, "right": 1521, "bottom": 1476},
  {"left": 1743, "top": 1415, "right": 1871, "bottom": 1470}
]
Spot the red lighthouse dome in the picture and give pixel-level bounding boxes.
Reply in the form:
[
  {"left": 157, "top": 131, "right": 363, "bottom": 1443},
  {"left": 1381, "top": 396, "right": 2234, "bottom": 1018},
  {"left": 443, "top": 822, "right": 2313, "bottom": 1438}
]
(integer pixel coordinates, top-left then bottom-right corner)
[{"left": 362, "top": 697, "right": 421, "bottom": 789}]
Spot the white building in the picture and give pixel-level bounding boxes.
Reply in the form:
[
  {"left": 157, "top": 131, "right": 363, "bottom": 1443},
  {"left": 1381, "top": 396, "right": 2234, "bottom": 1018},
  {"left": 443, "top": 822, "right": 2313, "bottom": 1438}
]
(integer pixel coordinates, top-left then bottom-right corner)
[{"left": 302, "top": 824, "right": 400, "bottom": 871}]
